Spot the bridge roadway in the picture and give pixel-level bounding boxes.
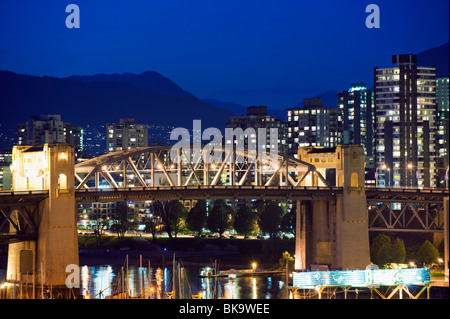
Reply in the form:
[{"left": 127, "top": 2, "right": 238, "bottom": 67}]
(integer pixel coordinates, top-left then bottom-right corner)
[
  {"left": 74, "top": 185, "right": 342, "bottom": 202},
  {"left": 0, "top": 186, "right": 448, "bottom": 205}
]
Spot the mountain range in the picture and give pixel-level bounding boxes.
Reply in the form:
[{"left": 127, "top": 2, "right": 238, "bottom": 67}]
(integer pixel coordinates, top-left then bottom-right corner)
[{"left": 0, "top": 42, "right": 448, "bottom": 130}]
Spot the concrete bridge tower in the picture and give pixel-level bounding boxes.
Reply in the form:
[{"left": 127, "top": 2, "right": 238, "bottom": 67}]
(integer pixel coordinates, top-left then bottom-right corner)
[
  {"left": 295, "top": 145, "right": 370, "bottom": 270},
  {"left": 6, "top": 144, "right": 78, "bottom": 295}
]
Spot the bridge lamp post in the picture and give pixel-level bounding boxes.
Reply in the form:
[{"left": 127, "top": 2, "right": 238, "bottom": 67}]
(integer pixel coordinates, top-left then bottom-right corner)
[
  {"left": 407, "top": 163, "right": 417, "bottom": 188},
  {"left": 382, "top": 164, "right": 391, "bottom": 187},
  {"left": 446, "top": 166, "right": 449, "bottom": 190}
]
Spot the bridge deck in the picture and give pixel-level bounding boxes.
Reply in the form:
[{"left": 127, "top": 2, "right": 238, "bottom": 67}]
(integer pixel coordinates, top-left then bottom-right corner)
[
  {"left": 74, "top": 185, "right": 343, "bottom": 202},
  {"left": 0, "top": 190, "right": 49, "bottom": 206}
]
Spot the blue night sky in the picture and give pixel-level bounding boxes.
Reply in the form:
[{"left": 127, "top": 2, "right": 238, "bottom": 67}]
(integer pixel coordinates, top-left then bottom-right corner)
[{"left": 0, "top": 0, "right": 448, "bottom": 109}]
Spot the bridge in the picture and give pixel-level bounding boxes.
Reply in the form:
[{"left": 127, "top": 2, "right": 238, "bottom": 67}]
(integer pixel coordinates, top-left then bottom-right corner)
[{"left": 0, "top": 143, "right": 448, "bottom": 297}]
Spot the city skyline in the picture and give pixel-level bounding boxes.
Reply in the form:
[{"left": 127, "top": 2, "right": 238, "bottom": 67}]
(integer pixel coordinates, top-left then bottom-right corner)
[
  {"left": 0, "top": 0, "right": 449, "bottom": 110},
  {"left": 0, "top": 1, "right": 448, "bottom": 303}
]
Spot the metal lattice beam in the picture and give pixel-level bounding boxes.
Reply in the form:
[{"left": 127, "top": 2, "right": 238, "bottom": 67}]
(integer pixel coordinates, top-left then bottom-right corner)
[{"left": 74, "top": 146, "right": 317, "bottom": 190}]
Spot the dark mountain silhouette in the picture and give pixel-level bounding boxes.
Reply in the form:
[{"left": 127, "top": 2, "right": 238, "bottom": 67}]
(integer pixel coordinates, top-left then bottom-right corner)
[
  {"left": 203, "top": 98, "right": 286, "bottom": 121},
  {"left": 0, "top": 70, "right": 234, "bottom": 129},
  {"left": 417, "top": 42, "right": 449, "bottom": 77},
  {"left": 65, "top": 71, "right": 193, "bottom": 98},
  {"left": 0, "top": 42, "right": 447, "bottom": 130}
]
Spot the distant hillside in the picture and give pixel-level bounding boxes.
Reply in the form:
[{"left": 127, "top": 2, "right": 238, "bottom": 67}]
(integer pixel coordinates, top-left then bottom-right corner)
[
  {"left": 203, "top": 98, "right": 286, "bottom": 121},
  {"left": 66, "top": 71, "right": 193, "bottom": 98},
  {"left": 0, "top": 71, "right": 234, "bottom": 129},
  {"left": 1, "top": 42, "right": 447, "bottom": 132},
  {"left": 417, "top": 42, "right": 449, "bottom": 77}
]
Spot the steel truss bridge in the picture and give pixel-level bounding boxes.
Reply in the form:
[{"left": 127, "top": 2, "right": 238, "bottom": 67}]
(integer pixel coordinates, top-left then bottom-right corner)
[{"left": 0, "top": 146, "right": 448, "bottom": 242}]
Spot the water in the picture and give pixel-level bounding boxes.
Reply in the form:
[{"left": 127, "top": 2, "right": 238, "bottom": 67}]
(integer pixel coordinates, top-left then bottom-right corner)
[{"left": 80, "top": 264, "right": 287, "bottom": 299}]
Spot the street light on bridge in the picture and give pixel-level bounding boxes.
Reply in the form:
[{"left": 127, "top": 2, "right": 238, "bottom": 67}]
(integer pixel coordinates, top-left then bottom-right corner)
[
  {"left": 407, "top": 163, "right": 417, "bottom": 187},
  {"left": 382, "top": 164, "right": 391, "bottom": 187},
  {"left": 445, "top": 166, "right": 449, "bottom": 190}
]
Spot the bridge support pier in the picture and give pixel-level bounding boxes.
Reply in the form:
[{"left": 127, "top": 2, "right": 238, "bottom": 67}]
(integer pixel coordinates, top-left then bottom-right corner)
[
  {"left": 295, "top": 145, "right": 370, "bottom": 271},
  {"left": 6, "top": 144, "right": 79, "bottom": 298}
]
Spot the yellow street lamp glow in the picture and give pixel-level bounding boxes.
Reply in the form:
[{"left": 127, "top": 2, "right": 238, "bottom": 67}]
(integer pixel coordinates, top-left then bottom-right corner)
[{"left": 252, "top": 262, "right": 257, "bottom": 271}]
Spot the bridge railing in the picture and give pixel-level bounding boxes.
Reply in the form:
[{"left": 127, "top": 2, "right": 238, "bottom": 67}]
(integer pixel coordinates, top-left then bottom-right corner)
[
  {"left": 74, "top": 185, "right": 344, "bottom": 192},
  {"left": 365, "top": 186, "right": 449, "bottom": 194},
  {"left": 0, "top": 190, "right": 49, "bottom": 196}
]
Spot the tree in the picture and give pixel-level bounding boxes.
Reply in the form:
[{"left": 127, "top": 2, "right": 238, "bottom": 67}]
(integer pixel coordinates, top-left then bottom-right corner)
[
  {"left": 279, "top": 251, "right": 295, "bottom": 270},
  {"left": 111, "top": 201, "right": 129, "bottom": 239},
  {"left": 207, "top": 200, "right": 234, "bottom": 238},
  {"left": 151, "top": 200, "right": 187, "bottom": 240},
  {"left": 418, "top": 240, "right": 439, "bottom": 265},
  {"left": 370, "top": 233, "right": 392, "bottom": 266},
  {"left": 92, "top": 219, "right": 107, "bottom": 246},
  {"left": 186, "top": 200, "right": 207, "bottom": 236},
  {"left": 280, "top": 204, "right": 296, "bottom": 237},
  {"left": 375, "top": 244, "right": 391, "bottom": 267},
  {"left": 391, "top": 238, "right": 406, "bottom": 264},
  {"left": 143, "top": 213, "right": 161, "bottom": 241},
  {"left": 258, "top": 201, "right": 283, "bottom": 239},
  {"left": 233, "top": 204, "right": 258, "bottom": 238}
]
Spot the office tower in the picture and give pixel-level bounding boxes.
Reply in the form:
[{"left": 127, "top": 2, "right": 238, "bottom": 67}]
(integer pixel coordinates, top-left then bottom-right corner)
[
  {"left": 17, "top": 114, "right": 83, "bottom": 159},
  {"left": 286, "top": 98, "right": 341, "bottom": 156},
  {"left": 338, "top": 83, "right": 375, "bottom": 159},
  {"left": 374, "top": 54, "right": 437, "bottom": 187},
  {"left": 226, "top": 106, "right": 286, "bottom": 155},
  {"left": 436, "top": 77, "right": 449, "bottom": 188},
  {"left": 106, "top": 118, "right": 148, "bottom": 153}
]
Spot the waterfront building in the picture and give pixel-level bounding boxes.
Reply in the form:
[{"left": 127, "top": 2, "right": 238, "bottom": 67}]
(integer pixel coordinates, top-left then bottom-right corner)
[
  {"left": 17, "top": 114, "right": 84, "bottom": 159},
  {"left": 338, "top": 83, "right": 375, "bottom": 159},
  {"left": 286, "top": 98, "right": 341, "bottom": 156},
  {"left": 436, "top": 77, "right": 449, "bottom": 111},
  {"left": 374, "top": 54, "right": 437, "bottom": 187},
  {"left": 436, "top": 77, "right": 449, "bottom": 188},
  {"left": 226, "top": 106, "right": 286, "bottom": 155},
  {"left": 106, "top": 118, "right": 148, "bottom": 153},
  {"left": 0, "top": 152, "right": 12, "bottom": 190}
]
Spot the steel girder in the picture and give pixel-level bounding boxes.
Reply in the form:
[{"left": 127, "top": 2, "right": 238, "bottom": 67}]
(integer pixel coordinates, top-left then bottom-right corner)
[{"left": 74, "top": 146, "right": 326, "bottom": 190}]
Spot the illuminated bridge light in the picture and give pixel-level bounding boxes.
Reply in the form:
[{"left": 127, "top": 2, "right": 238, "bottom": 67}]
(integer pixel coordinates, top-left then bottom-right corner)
[{"left": 292, "top": 268, "right": 430, "bottom": 289}]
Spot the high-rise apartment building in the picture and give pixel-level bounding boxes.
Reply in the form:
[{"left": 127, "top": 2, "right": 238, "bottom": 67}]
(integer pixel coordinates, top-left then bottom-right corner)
[
  {"left": 436, "top": 77, "right": 449, "bottom": 188},
  {"left": 226, "top": 106, "right": 286, "bottom": 155},
  {"left": 106, "top": 118, "right": 148, "bottom": 153},
  {"left": 374, "top": 54, "right": 437, "bottom": 187},
  {"left": 286, "top": 98, "right": 341, "bottom": 156},
  {"left": 436, "top": 77, "right": 449, "bottom": 111},
  {"left": 17, "top": 114, "right": 84, "bottom": 159},
  {"left": 0, "top": 152, "right": 12, "bottom": 190},
  {"left": 338, "top": 83, "right": 374, "bottom": 159},
  {"left": 18, "top": 114, "right": 66, "bottom": 145}
]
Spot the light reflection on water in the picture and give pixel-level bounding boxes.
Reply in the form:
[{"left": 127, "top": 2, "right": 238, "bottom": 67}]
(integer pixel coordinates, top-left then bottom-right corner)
[{"left": 80, "top": 265, "right": 286, "bottom": 299}]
